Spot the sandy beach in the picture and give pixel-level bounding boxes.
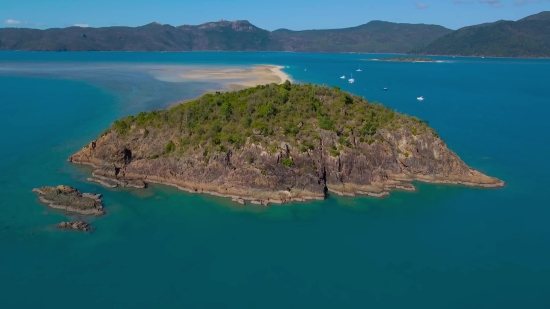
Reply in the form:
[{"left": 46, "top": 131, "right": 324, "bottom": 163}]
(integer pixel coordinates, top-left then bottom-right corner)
[{"left": 180, "top": 65, "right": 292, "bottom": 91}]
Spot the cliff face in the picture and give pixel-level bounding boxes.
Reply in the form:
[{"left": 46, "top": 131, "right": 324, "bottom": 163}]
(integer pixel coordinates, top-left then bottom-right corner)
[{"left": 69, "top": 126, "right": 502, "bottom": 204}]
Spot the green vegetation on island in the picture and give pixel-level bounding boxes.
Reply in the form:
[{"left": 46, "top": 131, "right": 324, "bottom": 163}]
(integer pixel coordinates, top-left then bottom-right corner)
[
  {"left": 0, "top": 20, "right": 450, "bottom": 53},
  {"left": 1, "top": 11, "right": 548, "bottom": 57},
  {"left": 413, "top": 11, "right": 550, "bottom": 58},
  {"left": 110, "top": 81, "right": 434, "bottom": 157}
]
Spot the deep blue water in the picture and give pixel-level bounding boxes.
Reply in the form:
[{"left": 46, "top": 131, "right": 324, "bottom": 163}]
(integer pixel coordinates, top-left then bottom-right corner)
[{"left": 0, "top": 52, "right": 549, "bottom": 308}]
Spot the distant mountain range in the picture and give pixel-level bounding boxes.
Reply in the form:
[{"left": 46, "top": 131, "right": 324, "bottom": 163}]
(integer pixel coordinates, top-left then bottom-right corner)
[
  {"left": 0, "top": 12, "right": 548, "bottom": 57},
  {"left": 0, "top": 20, "right": 451, "bottom": 53},
  {"left": 413, "top": 11, "right": 550, "bottom": 58},
  {"left": 272, "top": 21, "right": 451, "bottom": 53}
]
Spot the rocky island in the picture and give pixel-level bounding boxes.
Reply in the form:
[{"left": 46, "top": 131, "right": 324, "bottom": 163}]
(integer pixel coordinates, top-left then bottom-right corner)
[
  {"left": 57, "top": 221, "right": 94, "bottom": 232},
  {"left": 373, "top": 57, "right": 438, "bottom": 62},
  {"left": 69, "top": 82, "right": 503, "bottom": 205},
  {"left": 32, "top": 185, "right": 105, "bottom": 215}
]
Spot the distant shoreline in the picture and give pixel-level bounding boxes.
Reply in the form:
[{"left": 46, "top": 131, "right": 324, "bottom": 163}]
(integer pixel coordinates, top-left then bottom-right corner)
[
  {"left": 1, "top": 50, "right": 548, "bottom": 60},
  {"left": 369, "top": 57, "right": 440, "bottom": 63},
  {"left": 169, "top": 64, "right": 292, "bottom": 108}
]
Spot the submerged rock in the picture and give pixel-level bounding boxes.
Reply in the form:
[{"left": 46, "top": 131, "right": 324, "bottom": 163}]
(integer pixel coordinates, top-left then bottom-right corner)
[
  {"left": 87, "top": 177, "right": 118, "bottom": 188},
  {"left": 32, "top": 185, "right": 105, "bottom": 216},
  {"left": 231, "top": 198, "right": 246, "bottom": 205},
  {"left": 57, "top": 221, "right": 93, "bottom": 232}
]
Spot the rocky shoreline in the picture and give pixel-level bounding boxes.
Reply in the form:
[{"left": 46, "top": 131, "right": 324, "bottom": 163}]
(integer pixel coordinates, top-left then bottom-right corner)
[
  {"left": 32, "top": 185, "right": 105, "bottom": 215},
  {"left": 69, "top": 127, "right": 504, "bottom": 206}
]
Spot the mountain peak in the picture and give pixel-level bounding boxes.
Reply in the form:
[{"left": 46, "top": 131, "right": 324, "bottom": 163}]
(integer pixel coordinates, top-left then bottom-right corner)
[
  {"left": 520, "top": 11, "right": 550, "bottom": 21},
  {"left": 197, "top": 19, "right": 259, "bottom": 31}
]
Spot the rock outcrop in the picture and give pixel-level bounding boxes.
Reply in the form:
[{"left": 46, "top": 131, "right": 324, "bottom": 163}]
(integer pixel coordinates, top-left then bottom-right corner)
[
  {"left": 68, "top": 84, "right": 504, "bottom": 205},
  {"left": 32, "top": 185, "right": 105, "bottom": 215},
  {"left": 57, "top": 221, "right": 93, "bottom": 232},
  {"left": 69, "top": 126, "right": 503, "bottom": 205}
]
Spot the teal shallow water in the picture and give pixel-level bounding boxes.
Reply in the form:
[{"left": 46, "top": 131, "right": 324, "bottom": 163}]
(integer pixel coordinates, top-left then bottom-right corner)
[{"left": 0, "top": 52, "right": 549, "bottom": 308}]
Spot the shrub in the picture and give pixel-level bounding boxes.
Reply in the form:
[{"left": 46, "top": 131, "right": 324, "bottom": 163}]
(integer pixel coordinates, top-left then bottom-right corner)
[
  {"left": 113, "top": 119, "right": 131, "bottom": 135},
  {"left": 318, "top": 115, "right": 334, "bottom": 130},
  {"left": 165, "top": 141, "right": 176, "bottom": 153},
  {"left": 329, "top": 147, "right": 340, "bottom": 157},
  {"left": 281, "top": 158, "right": 293, "bottom": 167}
]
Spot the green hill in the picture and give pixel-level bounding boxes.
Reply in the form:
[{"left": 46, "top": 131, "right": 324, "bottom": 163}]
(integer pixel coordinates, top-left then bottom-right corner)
[
  {"left": 0, "top": 21, "right": 274, "bottom": 51},
  {"left": 412, "top": 11, "right": 550, "bottom": 58},
  {"left": 272, "top": 21, "right": 452, "bottom": 53},
  {"left": 0, "top": 20, "right": 451, "bottom": 53}
]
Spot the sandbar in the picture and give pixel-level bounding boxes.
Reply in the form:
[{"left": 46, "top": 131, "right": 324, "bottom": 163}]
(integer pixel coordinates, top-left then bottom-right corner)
[{"left": 180, "top": 65, "right": 292, "bottom": 91}]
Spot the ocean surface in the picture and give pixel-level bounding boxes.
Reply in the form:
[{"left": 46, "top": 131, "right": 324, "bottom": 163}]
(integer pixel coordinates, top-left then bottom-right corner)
[{"left": 0, "top": 52, "right": 549, "bottom": 308}]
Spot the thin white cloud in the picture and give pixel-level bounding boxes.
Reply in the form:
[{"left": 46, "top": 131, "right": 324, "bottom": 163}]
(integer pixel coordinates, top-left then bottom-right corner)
[
  {"left": 4, "top": 19, "right": 21, "bottom": 25},
  {"left": 415, "top": 2, "right": 429, "bottom": 9},
  {"left": 479, "top": 0, "right": 503, "bottom": 7},
  {"left": 73, "top": 23, "right": 89, "bottom": 28},
  {"left": 514, "top": 0, "right": 545, "bottom": 4}
]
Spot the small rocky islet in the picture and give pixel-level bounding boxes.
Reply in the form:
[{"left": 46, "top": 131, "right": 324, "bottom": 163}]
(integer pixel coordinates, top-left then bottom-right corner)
[
  {"left": 32, "top": 185, "right": 104, "bottom": 232},
  {"left": 67, "top": 82, "right": 503, "bottom": 206},
  {"left": 57, "top": 221, "right": 93, "bottom": 232},
  {"left": 32, "top": 185, "right": 105, "bottom": 216}
]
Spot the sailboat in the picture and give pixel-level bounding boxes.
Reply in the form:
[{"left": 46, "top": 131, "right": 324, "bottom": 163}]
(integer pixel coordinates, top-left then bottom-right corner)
[
  {"left": 340, "top": 75, "right": 346, "bottom": 79},
  {"left": 356, "top": 65, "right": 362, "bottom": 72},
  {"left": 348, "top": 73, "right": 355, "bottom": 84},
  {"left": 417, "top": 96, "right": 424, "bottom": 101}
]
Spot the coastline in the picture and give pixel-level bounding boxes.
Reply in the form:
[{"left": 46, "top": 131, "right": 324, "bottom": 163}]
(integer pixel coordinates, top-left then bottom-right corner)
[{"left": 72, "top": 158, "right": 503, "bottom": 207}]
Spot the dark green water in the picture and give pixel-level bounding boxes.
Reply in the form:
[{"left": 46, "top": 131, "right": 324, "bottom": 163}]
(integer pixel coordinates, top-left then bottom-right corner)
[{"left": 0, "top": 52, "right": 548, "bottom": 308}]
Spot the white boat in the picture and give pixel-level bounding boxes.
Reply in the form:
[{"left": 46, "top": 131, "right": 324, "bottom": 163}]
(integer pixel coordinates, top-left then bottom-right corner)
[
  {"left": 356, "top": 65, "right": 362, "bottom": 72},
  {"left": 340, "top": 75, "right": 346, "bottom": 79},
  {"left": 417, "top": 96, "right": 424, "bottom": 101},
  {"left": 383, "top": 87, "right": 388, "bottom": 91},
  {"left": 348, "top": 73, "right": 355, "bottom": 84}
]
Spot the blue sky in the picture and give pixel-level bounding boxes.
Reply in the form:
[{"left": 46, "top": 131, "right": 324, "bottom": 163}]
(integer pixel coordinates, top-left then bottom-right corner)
[{"left": 1, "top": 0, "right": 549, "bottom": 30}]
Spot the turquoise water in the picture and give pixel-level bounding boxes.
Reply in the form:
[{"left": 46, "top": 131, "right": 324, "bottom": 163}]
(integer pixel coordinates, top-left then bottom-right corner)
[{"left": 1, "top": 52, "right": 549, "bottom": 308}]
